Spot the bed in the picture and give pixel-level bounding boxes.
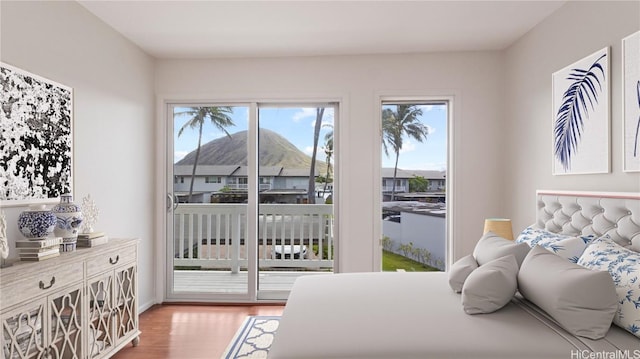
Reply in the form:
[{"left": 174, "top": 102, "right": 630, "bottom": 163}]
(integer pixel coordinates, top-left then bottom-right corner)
[{"left": 269, "top": 190, "right": 640, "bottom": 358}]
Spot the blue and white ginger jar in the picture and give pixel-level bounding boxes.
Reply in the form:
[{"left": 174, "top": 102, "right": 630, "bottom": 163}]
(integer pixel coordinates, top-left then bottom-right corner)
[
  {"left": 18, "top": 205, "right": 57, "bottom": 239},
  {"left": 52, "top": 193, "right": 83, "bottom": 241}
]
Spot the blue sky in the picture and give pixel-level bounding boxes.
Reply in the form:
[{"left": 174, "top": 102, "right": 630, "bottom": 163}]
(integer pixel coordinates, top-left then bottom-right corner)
[{"left": 173, "top": 104, "right": 447, "bottom": 171}]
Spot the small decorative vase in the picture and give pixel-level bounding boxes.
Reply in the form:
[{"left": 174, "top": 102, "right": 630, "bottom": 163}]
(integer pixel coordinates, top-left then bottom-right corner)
[
  {"left": 17, "top": 205, "right": 57, "bottom": 240},
  {"left": 52, "top": 194, "right": 83, "bottom": 243}
]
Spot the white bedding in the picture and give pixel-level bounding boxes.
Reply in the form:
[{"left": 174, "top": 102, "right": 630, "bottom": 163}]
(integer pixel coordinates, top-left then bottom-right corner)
[
  {"left": 269, "top": 272, "right": 639, "bottom": 359},
  {"left": 269, "top": 191, "right": 640, "bottom": 358}
]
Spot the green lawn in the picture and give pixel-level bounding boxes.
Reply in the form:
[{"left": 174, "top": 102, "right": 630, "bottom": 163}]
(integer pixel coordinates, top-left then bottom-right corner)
[{"left": 382, "top": 250, "right": 440, "bottom": 272}]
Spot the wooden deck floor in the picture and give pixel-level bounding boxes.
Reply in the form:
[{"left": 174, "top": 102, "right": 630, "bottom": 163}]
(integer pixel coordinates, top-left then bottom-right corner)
[{"left": 173, "top": 269, "right": 332, "bottom": 293}]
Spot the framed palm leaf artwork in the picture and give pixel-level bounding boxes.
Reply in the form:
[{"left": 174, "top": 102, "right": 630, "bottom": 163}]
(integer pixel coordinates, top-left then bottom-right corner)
[
  {"left": 623, "top": 31, "right": 640, "bottom": 173},
  {"left": 552, "top": 47, "right": 610, "bottom": 175},
  {"left": 0, "top": 62, "right": 73, "bottom": 206}
]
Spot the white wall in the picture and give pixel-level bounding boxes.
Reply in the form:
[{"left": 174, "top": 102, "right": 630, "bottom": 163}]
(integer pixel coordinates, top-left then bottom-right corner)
[
  {"left": 504, "top": 1, "right": 640, "bottom": 234},
  {"left": 156, "top": 51, "right": 506, "bottom": 271},
  {"left": 1, "top": 1, "right": 156, "bottom": 310},
  {"left": 383, "top": 213, "right": 446, "bottom": 270},
  {"left": 6, "top": 0, "right": 631, "bottom": 304}
]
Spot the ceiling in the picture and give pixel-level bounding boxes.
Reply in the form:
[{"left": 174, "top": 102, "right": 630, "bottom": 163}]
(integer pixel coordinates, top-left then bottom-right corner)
[{"left": 78, "top": 1, "right": 566, "bottom": 60}]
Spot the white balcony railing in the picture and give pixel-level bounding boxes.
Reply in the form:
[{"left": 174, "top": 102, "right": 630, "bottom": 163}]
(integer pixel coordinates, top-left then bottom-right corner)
[
  {"left": 174, "top": 203, "right": 334, "bottom": 272},
  {"left": 382, "top": 186, "right": 407, "bottom": 193},
  {"left": 226, "top": 184, "right": 272, "bottom": 191}
]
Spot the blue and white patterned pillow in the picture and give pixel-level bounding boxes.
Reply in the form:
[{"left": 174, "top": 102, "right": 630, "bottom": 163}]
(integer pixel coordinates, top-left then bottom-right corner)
[
  {"left": 516, "top": 226, "right": 594, "bottom": 263},
  {"left": 516, "top": 226, "right": 571, "bottom": 246},
  {"left": 578, "top": 236, "right": 640, "bottom": 338}
]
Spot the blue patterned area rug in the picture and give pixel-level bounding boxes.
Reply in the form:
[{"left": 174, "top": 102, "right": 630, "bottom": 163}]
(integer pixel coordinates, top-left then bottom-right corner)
[{"left": 222, "top": 316, "right": 281, "bottom": 359}]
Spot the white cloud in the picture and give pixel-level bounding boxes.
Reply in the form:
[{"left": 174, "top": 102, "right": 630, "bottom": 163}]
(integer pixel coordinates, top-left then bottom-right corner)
[
  {"left": 293, "top": 108, "right": 317, "bottom": 122},
  {"left": 174, "top": 151, "right": 189, "bottom": 162},
  {"left": 418, "top": 104, "right": 447, "bottom": 113},
  {"left": 303, "top": 146, "right": 315, "bottom": 155},
  {"left": 401, "top": 162, "right": 447, "bottom": 171},
  {"left": 426, "top": 124, "right": 436, "bottom": 135},
  {"left": 310, "top": 109, "right": 335, "bottom": 128},
  {"left": 303, "top": 146, "right": 327, "bottom": 161},
  {"left": 290, "top": 107, "right": 335, "bottom": 126},
  {"left": 399, "top": 140, "right": 417, "bottom": 154},
  {"left": 419, "top": 105, "right": 435, "bottom": 112}
]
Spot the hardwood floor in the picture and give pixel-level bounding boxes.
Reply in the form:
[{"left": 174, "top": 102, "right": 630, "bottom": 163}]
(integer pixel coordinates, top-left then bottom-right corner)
[{"left": 111, "top": 304, "right": 285, "bottom": 359}]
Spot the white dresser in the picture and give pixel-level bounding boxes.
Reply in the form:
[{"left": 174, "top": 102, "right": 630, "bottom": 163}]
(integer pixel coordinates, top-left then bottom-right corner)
[{"left": 0, "top": 238, "right": 140, "bottom": 359}]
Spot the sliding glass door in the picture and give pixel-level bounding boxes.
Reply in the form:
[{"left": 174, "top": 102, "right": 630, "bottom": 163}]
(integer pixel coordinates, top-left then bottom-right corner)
[
  {"left": 169, "top": 104, "right": 251, "bottom": 298},
  {"left": 257, "top": 105, "right": 336, "bottom": 300},
  {"left": 166, "top": 102, "right": 336, "bottom": 301}
]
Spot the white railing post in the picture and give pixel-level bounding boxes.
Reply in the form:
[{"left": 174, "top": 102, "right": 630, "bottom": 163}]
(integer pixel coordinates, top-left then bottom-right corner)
[{"left": 231, "top": 211, "right": 241, "bottom": 274}]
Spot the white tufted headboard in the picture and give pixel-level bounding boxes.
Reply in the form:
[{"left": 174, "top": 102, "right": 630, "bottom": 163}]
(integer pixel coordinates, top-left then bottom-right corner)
[{"left": 535, "top": 190, "right": 640, "bottom": 252}]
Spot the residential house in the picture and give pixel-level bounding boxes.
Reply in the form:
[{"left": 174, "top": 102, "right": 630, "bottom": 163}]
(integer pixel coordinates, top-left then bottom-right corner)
[
  {"left": 381, "top": 168, "right": 446, "bottom": 194},
  {"left": 1, "top": 1, "right": 638, "bottom": 314},
  {"left": 174, "top": 165, "right": 319, "bottom": 203}
]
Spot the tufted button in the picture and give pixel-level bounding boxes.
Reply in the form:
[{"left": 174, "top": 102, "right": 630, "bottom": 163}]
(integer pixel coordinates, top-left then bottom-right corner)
[
  {"left": 589, "top": 220, "right": 593, "bottom": 224},
  {"left": 578, "top": 206, "right": 582, "bottom": 210},
  {"left": 628, "top": 211, "right": 633, "bottom": 215},
  {"left": 613, "top": 224, "right": 618, "bottom": 228},
  {"left": 601, "top": 208, "right": 605, "bottom": 213}
]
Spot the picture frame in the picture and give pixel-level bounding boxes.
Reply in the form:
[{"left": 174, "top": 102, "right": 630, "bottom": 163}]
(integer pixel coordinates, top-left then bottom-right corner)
[
  {"left": 622, "top": 31, "right": 640, "bottom": 172},
  {"left": 0, "top": 62, "right": 74, "bottom": 206},
  {"left": 552, "top": 47, "right": 610, "bottom": 175},
  {"left": 0, "top": 206, "right": 8, "bottom": 260}
]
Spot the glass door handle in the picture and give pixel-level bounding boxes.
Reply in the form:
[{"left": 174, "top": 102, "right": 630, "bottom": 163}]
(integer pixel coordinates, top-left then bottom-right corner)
[{"left": 167, "top": 193, "right": 178, "bottom": 211}]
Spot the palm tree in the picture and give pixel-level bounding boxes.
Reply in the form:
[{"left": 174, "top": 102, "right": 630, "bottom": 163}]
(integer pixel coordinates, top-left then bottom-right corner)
[
  {"left": 175, "top": 106, "right": 234, "bottom": 203},
  {"left": 382, "top": 105, "right": 429, "bottom": 201},
  {"left": 308, "top": 108, "right": 325, "bottom": 204},
  {"left": 322, "top": 129, "right": 333, "bottom": 196}
]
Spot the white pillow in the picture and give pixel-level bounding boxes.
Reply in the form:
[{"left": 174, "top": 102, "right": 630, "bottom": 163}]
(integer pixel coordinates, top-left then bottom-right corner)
[
  {"left": 473, "top": 232, "right": 530, "bottom": 268},
  {"left": 578, "top": 236, "right": 640, "bottom": 338},
  {"left": 519, "top": 245, "right": 618, "bottom": 339},
  {"left": 448, "top": 254, "right": 478, "bottom": 293},
  {"left": 461, "top": 255, "right": 518, "bottom": 315}
]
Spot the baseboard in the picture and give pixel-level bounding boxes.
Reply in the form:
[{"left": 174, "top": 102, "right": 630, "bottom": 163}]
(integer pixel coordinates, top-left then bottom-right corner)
[{"left": 138, "top": 299, "right": 157, "bottom": 313}]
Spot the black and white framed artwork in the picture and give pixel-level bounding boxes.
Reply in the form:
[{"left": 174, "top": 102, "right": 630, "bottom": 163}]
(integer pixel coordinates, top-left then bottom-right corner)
[
  {"left": 552, "top": 47, "right": 610, "bottom": 175},
  {"left": 623, "top": 31, "right": 640, "bottom": 173},
  {"left": 0, "top": 62, "right": 73, "bottom": 206}
]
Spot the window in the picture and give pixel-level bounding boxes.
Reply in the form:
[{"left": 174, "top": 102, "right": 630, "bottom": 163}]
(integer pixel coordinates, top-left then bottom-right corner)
[
  {"left": 381, "top": 100, "right": 448, "bottom": 272},
  {"left": 205, "top": 176, "right": 222, "bottom": 183}
]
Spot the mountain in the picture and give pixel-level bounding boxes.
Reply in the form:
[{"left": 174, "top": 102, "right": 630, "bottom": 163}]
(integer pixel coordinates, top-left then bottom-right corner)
[{"left": 176, "top": 129, "right": 327, "bottom": 171}]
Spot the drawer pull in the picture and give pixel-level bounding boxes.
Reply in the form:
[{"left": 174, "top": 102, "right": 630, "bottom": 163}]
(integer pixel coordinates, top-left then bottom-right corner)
[
  {"left": 39, "top": 277, "right": 56, "bottom": 290},
  {"left": 109, "top": 255, "right": 120, "bottom": 265}
]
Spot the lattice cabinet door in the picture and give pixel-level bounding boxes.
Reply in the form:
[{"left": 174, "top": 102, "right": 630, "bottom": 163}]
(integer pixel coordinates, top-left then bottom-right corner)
[
  {"left": 113, "top": 264, "right": 137, "bottom": 346},
  {"left": 47, "top": 283, "right": 83, "bottom": 359},
  {"left": 0, "top": 239, "right": 139, "bottom": 359},
  {"left": 1, "top": 299, "right": 47, "bottom": 359},
  {"left": 86, "top": 273, "right": 116, "bottom": 359}
]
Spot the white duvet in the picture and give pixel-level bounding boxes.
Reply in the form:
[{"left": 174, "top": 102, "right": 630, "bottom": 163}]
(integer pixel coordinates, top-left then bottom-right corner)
[{"left": 269, "top": 272, "right": 639, "bottom": 359}]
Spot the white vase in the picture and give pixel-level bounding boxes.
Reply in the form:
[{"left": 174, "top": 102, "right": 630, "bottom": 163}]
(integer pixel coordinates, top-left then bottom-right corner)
[{"left": 52, "top": 194, "right": 83, "bottom": 243}]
